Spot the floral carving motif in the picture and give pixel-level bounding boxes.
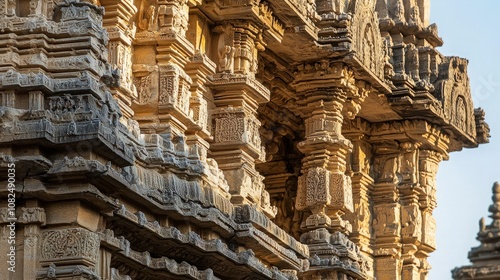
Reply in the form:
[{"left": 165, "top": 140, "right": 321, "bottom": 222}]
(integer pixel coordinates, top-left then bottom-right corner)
[{"left": 40, "top": 228, "right": 100, "bottom": 265}]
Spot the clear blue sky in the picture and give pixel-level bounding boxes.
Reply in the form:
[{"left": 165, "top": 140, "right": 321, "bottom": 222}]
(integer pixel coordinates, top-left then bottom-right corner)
[{"left": 428, "top": 1, "right": 500, "bottom": 279}]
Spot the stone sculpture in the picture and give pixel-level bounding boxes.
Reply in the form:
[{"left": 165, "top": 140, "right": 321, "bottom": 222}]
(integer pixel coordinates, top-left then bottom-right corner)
[{"left": 0, "top": 0, "right": 490, "bottom": 279}]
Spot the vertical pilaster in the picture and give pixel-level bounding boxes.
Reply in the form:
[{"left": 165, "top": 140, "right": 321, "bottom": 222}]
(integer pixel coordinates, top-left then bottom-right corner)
[
  {"left": 344, "top": 118, "right": 375, "bottom": 278},
  {"left": 18, "top": 205, "right": 45, "bottom": 280},
  {"left": 292, "top": 62, "right": 367, "bottom": 233},
  {"left": 183, "top": 10, "right": 223, "bottom": 194},
  {"left": 208, "top": 21, "right": 275, "bottom": 217},
  {"left": 417, "top": 150, "right": 444, "bottom": 280},
  {"left": 399, "top": 142, "right": 422, "bottom": 280},
  {"left": 1, "top": 90, "right": 15, "bottom": 107},
  {"left": 101, "top": 0, "right": 137, "bottom": 120},
  {"left": 155, "top": 0, "right": 196, "bottom": 136},
  {"left": 132, "top": 0, "right": 197, "bottom": 136},
  {"left": 292, "top": 63, "right": 370, "bottom": 279},
  {"left": 372, "top": 141, "right": 402, "bottom": 280},
  {"left": 370, "top": 120, "right": 449, "bottom": 280}
]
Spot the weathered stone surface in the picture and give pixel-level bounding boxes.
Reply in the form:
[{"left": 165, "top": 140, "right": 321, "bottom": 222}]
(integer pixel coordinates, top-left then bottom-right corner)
[{"left": 0, "top": 0, "right": 489, "bottom": 279}]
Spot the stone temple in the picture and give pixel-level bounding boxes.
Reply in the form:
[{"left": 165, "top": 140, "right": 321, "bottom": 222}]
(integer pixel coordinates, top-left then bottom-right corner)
[
  {"left": 0, "top": 0, "right": 491, "bottom": 279},
  {"left": 452, "top": 182, "right": 500, "bottom": 280}
]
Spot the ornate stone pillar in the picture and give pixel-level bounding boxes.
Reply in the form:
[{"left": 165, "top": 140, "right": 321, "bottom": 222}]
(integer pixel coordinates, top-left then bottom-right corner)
[
  {"left": 18, "top": 205, "right": 46, "bottom": 280},
  {"left": 344, "top": 118, "right": 375, "bottom": 278},
  {"left": 101, "top": 0, "right": 137, "bottom": 119},
  {"left": 208, "top": 21, "right": 276, "bottom": 217},
  {"left": 372, "top": 140, "right": 402, "bottom": 280},
  {"left": 292, "top": 62, "right": 368, "bottom": 233},
  {"left": 398, "top": 142, "right": 422, "bottom": 280},
  {"left": 36, "top": 227, "right": 100, "bottom": 279},
  {"left": 416, "top": 149, "right": 444, "bottom": 279},
  {"left": 154, "top": 0, "right": 194, "bottom": 136},
  {"left": 370, "top": 120, "right": 449, "bottom": 280},
  {"left": 132, "top": 0, "right": 196, "bottom": 136},
  {"left": 184, "top": 9, "right": 221, "bottom": 195},
  {"left": 291, "top": 62, "right": 371, "bottom": 280}
]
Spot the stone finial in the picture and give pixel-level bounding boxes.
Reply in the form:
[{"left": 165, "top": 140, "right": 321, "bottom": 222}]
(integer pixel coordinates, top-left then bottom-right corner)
[
  {"left": 489, "top": 182, "right": 500, "bottom": 228},
  {"left": 453, "top": 182, "right": 500, "bottom": 279}
]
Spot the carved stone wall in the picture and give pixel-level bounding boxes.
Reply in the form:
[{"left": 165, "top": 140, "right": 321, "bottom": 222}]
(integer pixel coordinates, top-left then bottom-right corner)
[{"left": 0, "top": 0, "right": 489, "bottom": 279}]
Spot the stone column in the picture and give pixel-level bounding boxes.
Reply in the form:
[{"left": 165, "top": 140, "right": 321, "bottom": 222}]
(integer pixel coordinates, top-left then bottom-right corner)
[
  {"left": 416, "top": 149, "right": 444, "bottom": 279},
  {"left": 291, "top": 63, "right": 371, "bottom": 280},
  {"left": 344, "top": 118, "right": 375, "bottom": 278},
  {"left": 132, "top": 0, "right": 197, "bottom": 137},
  {"left": 183, "top": 10, "right": 224, "bottom": 195},
  {"left": 18, "top": 205, "right": 46, "bottom": 280},
  {"left": 154, "top": 0, "right": 195, "bottom": 136},
  {"left": 292, "top": 62, "right": 368, "bottom": 233},
  {"left": 399, "top": 142, "right": 422, "bottom": 280},
  {"left": 370, "top": 120, "right": 449, "bottom": 280},
  {"left": 372, "top": 140, "right": 402, "bottom": 280},
  {"left": 101, "top": 0, "right": 137, "bottom": 120},
  {"left": 208, "top": 22, "right": 276, "bottom": 217}
]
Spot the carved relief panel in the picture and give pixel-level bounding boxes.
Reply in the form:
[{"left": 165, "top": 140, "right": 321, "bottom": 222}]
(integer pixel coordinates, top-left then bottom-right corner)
[
  {"left": 351, "top": 0, "right": 384, "bottom": 79},
  {"left": 40, "top": 228, "right": 100, "bottom": 267},
  {"left": 296, "top": 167, "right": 330, "bottom": 212},
  {"left": 213, "top": 110, "right": 262, "bottom": 151},
  {"left": 421, "top": 211, "right": 436, "bottom": 249},
  {"left": 214, "top": 113, "right": 245, "bottom": 143},
  {"left": 134, "top": 65, "right": 159, "bottom": 106},
  {"left": 213, "top": 23, "right": 262, "bottom": 77},
  {"left": 434, "top": 57, "right": 476, "bottom": 137},
  {"left": 137, "top": 0, "right": 158, "bottom": 32},
  {"left": 108, "top": 42, "right": 134, "bottom": 93},
  {"left": 401, "top": 204, "right": 422, "bottom": 241},
  {"left": 158, "top": 64, "right": 192, "bottom": 116},
  {"left": 373, "top": 204, "right": 401, "bottom": 237}
]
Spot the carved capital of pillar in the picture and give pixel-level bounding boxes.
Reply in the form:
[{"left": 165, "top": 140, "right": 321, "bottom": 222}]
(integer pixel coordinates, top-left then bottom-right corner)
[
  {"left": 134, "top": 0, "right": 190, "bottom": 43},
  {"left": 343, "top": 120, "right": 374, "bottom": 255},
  {"left": 213, "top": 22, "right": 264, "bottom": 78},
  {"left": 291, "top": 62, "right": 368, "bottom": 115}
]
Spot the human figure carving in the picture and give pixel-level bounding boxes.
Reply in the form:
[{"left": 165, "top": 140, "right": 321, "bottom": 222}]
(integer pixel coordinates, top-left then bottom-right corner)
[
  {"left": 138, "top": 0, "right": 157, "bottom": 31},
  {"left": 394, "top": 0, "right": 405, "bottom": 23},
  {"left": 409, "top": 6, "right": 421, "bottom": 26},
  {"left": 219, "top": 45, "right": 235, "bottom": 73}
]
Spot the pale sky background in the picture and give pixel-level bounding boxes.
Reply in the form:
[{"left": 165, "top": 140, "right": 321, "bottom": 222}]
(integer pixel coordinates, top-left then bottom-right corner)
[{"left": 428, "top": 1, "right": 500, "bottom": 279}]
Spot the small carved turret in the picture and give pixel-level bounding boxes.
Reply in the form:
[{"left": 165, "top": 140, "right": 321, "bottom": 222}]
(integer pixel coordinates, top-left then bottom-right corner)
[{"left": 453, "top": 182, "right": 500, "bottom": 280}]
